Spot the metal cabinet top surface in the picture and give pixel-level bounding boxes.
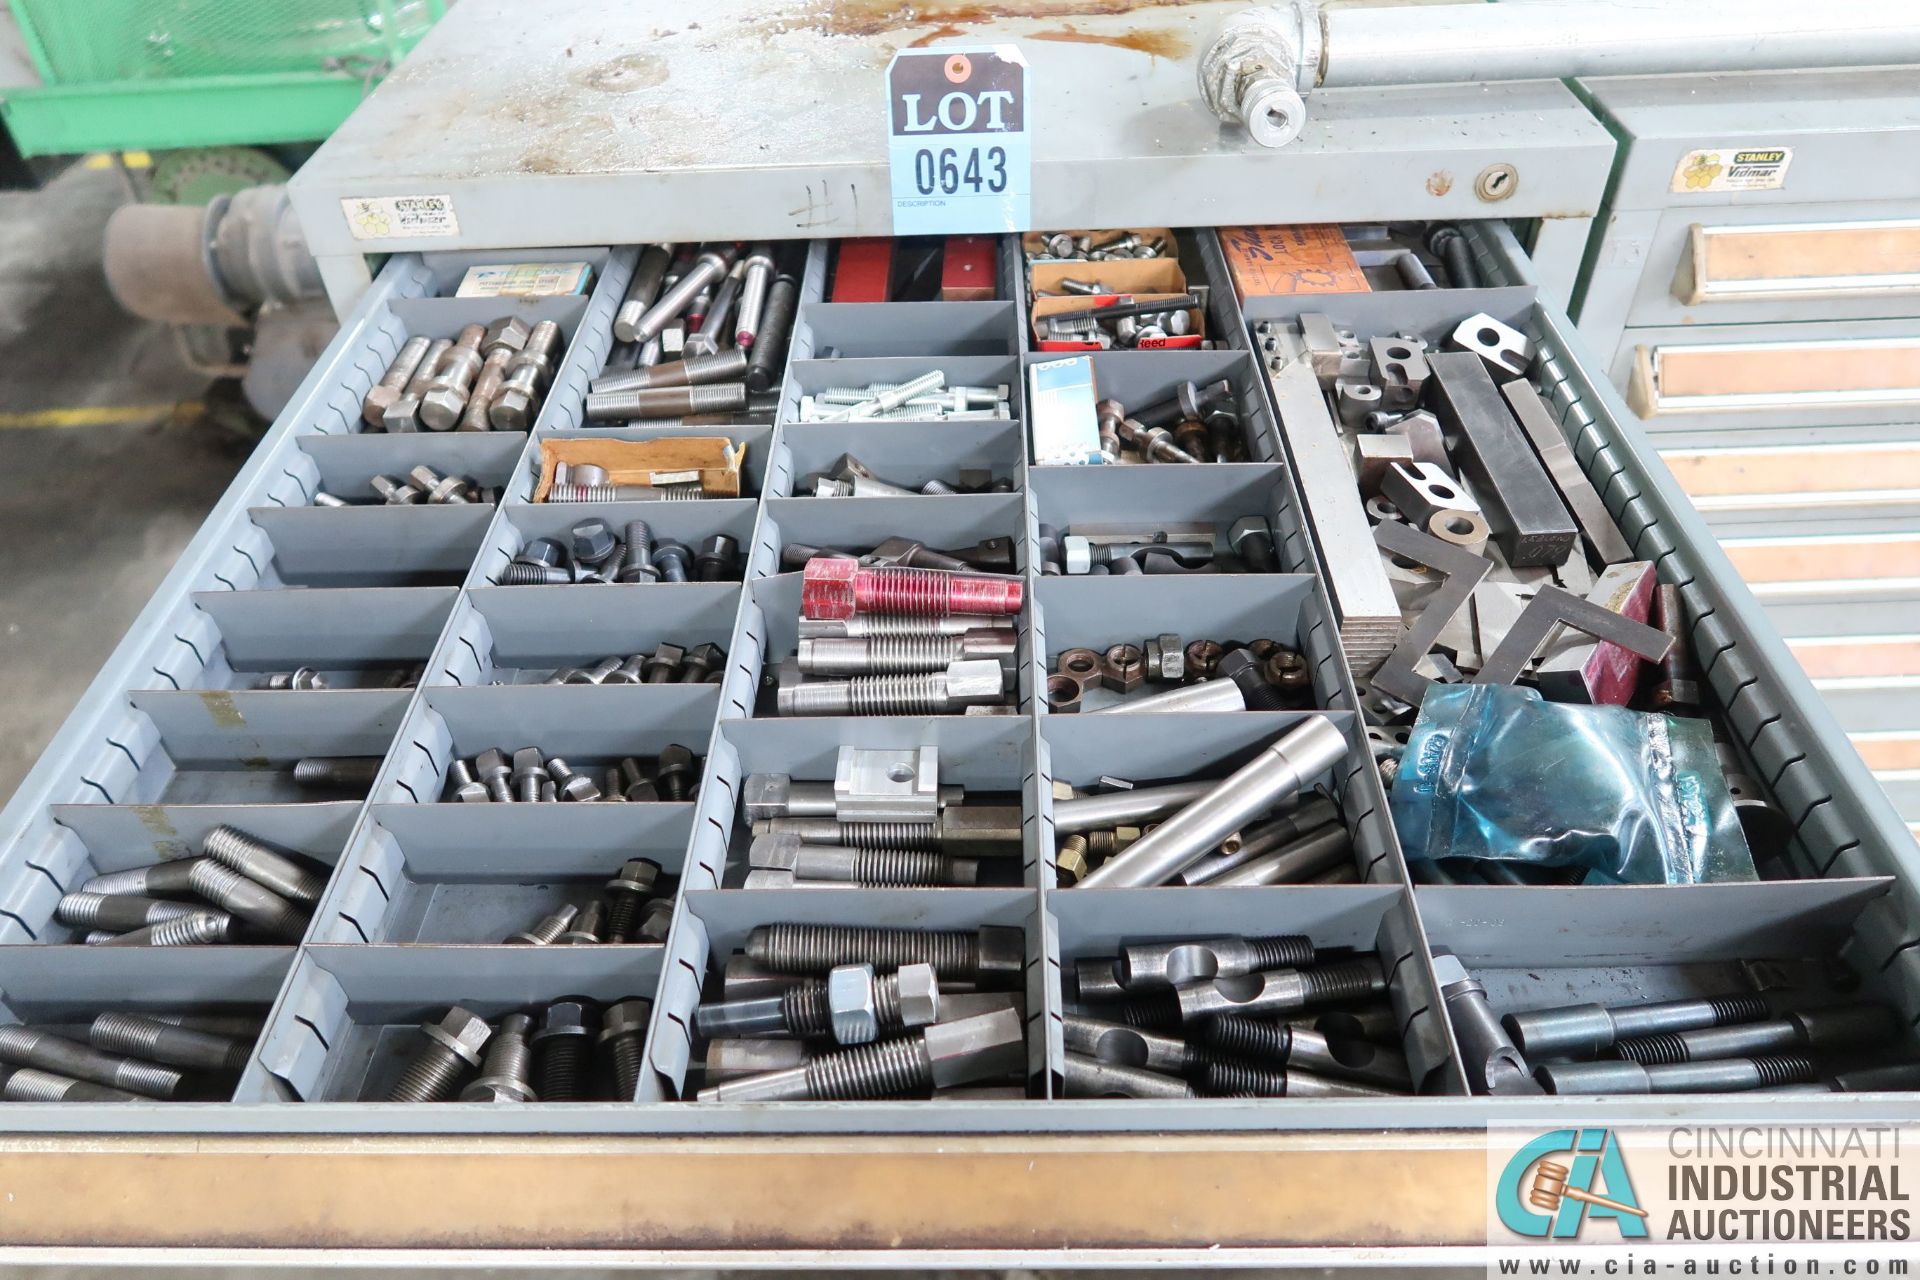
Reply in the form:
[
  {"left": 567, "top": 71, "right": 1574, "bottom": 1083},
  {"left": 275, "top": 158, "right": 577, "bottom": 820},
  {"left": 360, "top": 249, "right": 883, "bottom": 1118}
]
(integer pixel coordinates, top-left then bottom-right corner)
[
  {"left": 287, "top": 0, "right": 1614, "bottom": 256},
  {"left": 1579, "top": 68, "right": 1920, "bottom": 209}
]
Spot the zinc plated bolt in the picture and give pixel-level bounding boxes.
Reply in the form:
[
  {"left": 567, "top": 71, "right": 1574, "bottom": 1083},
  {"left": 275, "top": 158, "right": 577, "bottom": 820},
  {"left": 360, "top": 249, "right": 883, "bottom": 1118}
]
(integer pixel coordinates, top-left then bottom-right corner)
[
  {"left": 603, "top": 858, "right": 663, "bottom": 941},
  {"left": 362, "top": 334, "right": 435, "bottom": 426},
  {"left": 388, "top": 1007, "right": 491, "bottom": 1102},
  {"left": 505, "top": 904, "right": 578, "bottom": 945},
  {"left": 599, "top": 998, "right": 653, "bottom": 1100},
  {"left": 777, "top": 658, "right": 1004, "bottom": 716},
  {"left": 88, "top": 1013, "right": 253, "bottom": 1074},
  {"left": 460, "top": 1012, "right": 538, "bottom": 1102},
  {"left": 631, "top": 244, "right": 739, "bottom": 344},
  {"left": 200, "top": 824, "right": 328, "bottom": 905}
]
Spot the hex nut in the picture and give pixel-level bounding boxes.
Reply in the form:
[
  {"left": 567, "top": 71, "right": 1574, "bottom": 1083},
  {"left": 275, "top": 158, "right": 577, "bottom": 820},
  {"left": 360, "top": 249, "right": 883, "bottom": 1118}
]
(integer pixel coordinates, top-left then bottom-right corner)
[
  {"left": 1263, "top": 647, "right": 1311, "bottom": 694},
  {"left": 1228, "top": 516, "right": 1273, "bottom": 555},
  {"left": 1183, "top": 639, "right": 1225, "bottom": 681},
  {"left": 827, "top": 964, "right": 881, "bottom": 1045},
  {"left": 1046, "top": 673, "right": 1083, "bottom": 714},
  {"left": 1101, "top": 644, "right": 1145, "bottom": 694},
  {"left": 1144, "top": 634, "right": 1184, "bottom": 682},
  {"left": 1056, "top": 835, "right": 1091, "bottom": 886},
  {"left": 1056, "top": 648, "right": 1103, "bottom": 689},
  {"left": 421, "top": 1006, "right": 492, "bottom": 1070},
  {"left": 893, "top": 963, "right": 941, "bottom": 1028},
  {"left": 1062, "top": 535, "right": 1093, "bottom": 575}
]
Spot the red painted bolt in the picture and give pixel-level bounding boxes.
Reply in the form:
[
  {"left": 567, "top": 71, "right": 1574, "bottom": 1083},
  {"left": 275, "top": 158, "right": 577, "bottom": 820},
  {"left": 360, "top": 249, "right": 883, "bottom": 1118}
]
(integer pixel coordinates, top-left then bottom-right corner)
[{"left": 800, "top": 557, "right": 1024, "bottom": 620}]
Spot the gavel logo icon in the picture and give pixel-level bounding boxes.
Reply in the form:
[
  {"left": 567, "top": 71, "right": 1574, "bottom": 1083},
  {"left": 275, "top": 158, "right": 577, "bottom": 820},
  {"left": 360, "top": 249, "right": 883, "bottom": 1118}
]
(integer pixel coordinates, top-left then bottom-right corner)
[{"left": 1528, "top": 1160, "right": 1649, "bottom": 1219}]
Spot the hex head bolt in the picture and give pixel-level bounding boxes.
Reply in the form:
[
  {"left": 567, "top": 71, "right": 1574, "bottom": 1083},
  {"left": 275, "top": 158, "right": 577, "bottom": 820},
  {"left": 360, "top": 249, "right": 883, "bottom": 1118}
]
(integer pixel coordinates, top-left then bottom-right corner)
[
  {"left": 603, "top": 858, "right": 663, "bottom": 941},
  {"left": 505, "top": 903, "right": 577, "bottom": 946},
  {"left": 1174, "top": 958, "right": 1388, "bottom": 1024},
  {"left": 461, "top": 1012, "right": 538, "bottom": 1102},
  {"left": 98, "top": 912, "right": 234, "bottom": 946},
  {"left": 533, "top": 997, "right": 601, "bottom": 1101},
  {"left": 1612, "top": 1003, "right": 1896, "bottom": 1066},
  {"left": 1115, "top": 416, "right": 1199, "bottom": 464},
  {"left": 199, "top": 824, "right": 327, "bottom": 905},
  {"left": 408, "top": 464, "right": 471, "bottom": 505},
  {"left": 473, "top": 749, "right": 515, "bottom": 803},
  {"left": 1501, "top": 992, "right": 1771, "bottom": 1061},
  {"left": 1229, "top": 518, "right": 1279, "bottom": 573},
  {"left": 1115, "top": 935, "right": 1318, "bottom": 991},
  {"left": 1202, "top": 1016, "right": 1413, "bottom": 1091},
  {"left": 557, "top": 900, "right": 608, "bottom": 945},
  {"left": 652, "top": 540, "right": 693, "bottom": 582},
  {"left": 88, "top": 1013, "right": 252, "bottom": 1074},
  {"left": 634, "top": 897, "right": 675, "bottom": 943},
  {"left": 678, "top": 642, "right": 725, "bottom": 683},
  {"left": 747, "top": 923, "right": 1025, "bottom": 989},
  {"left": 595, "top": 347, "right": 749, "bottom": 394},
  {"left": 55, "top": 891, "right": 202, "bottom": 933},
  {"left": 383, "top": 336, "right": 452, "bottom": 431},
  {"left": 696, "top": 962, "right": 939, "bottom": 1044},
  {"left": 613, "top": 242, "right": 678, "bottom": 343},
  {"left": 612, "top": 520, "right": 657, "bottom": 583},
  {"left": 386, "top": 1007, "right": 491, "bottom": 1103},
  {"left": 1078, "top": 716, "right": 1350, "bottom": 888},
  {"left": 291, "top": 756, "right": 381, "bottom": 791},
  {"left": 632, "top": 244, "right": 739, "bottom": 345},
  {"left": 1536, "top": 1053, "right": 1817, "bottom": 1096},
  {"left": 653, "top": 744, "right": 697, "bottom": 801},
  {"left": 510, "top": 748, "right": 547, "bottom": 804},
  {"left": 600, "top": 998, "right": 653, "bottom": 1099},
  {"left": 370, "top": 475, "right": 423, "bottom": 505},
  {"left": 697, "top": 1008, "right": 1024, "bottom": 1102},
  {"left": 488, "top": 320, "right": 563, "bottom": 430},
  {"left": 641, "top": 643, "right": 685, "bottom": 685},
  {"left": 0, "top": 1025, "right": 185, "bottom": 1098},
  {"left": 458, "top": 346, "right": 515, "bottom": 432},
  {"left": 1, "top": 1068, "right": 141, "bottom": 1103},
  {"left": 800, "top": 557, "right": 1023, "bottom": 621},
  {"left": 695, "top": 534, "right": 739, "bottom": 581},
  {"left": 778, "top": 658, "right": 1005, "bottom": 716},
  {"left": 1197, "top": 1060, "right": 1399, "bottom": 1098},
  {"left": 417, "top": 323, "right": 487, "bottom": 430},
  {"left": 362, "top": 334, "right": 434, "bottom": 426},
  {"left": 1132, "top": 379, "right": 1232, "bottom": 431}
]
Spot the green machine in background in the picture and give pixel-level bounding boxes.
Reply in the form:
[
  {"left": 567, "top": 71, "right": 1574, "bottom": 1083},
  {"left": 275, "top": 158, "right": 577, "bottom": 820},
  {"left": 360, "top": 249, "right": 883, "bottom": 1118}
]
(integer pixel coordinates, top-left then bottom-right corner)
[
  {"left": 0, "top": 2, "right": 446, "bottom": 417},
  {"left": 1, "top": 0, "right": 443, "bottom": 174}
]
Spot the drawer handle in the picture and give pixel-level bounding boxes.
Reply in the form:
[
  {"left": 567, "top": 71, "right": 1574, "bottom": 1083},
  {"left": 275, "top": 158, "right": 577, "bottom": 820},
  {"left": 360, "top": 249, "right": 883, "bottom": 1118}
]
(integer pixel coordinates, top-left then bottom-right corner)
[
  {"left": 1677, "top": 220, "right": 1920, "bottom": 305},
  {"left": 1628, "top": 337, "right": 1920, "bottom": 417}
]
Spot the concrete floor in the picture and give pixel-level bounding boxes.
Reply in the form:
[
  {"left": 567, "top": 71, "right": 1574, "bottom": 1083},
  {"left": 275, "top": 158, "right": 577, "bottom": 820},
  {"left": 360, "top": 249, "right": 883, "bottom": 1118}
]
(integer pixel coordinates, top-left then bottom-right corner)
[{"left": 0, "top": 164, "right": 246, "bottom": 807}]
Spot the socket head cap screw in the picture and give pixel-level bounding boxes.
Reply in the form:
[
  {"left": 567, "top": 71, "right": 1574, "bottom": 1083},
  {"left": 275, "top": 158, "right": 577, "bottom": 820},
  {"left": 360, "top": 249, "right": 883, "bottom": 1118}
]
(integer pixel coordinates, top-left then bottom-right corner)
[
  {"left": 422, "top": 1007, "right": 492, "bottom": 1070},
  {"left": 827, "top": 964, "right": 881, "bottom": 1045}
]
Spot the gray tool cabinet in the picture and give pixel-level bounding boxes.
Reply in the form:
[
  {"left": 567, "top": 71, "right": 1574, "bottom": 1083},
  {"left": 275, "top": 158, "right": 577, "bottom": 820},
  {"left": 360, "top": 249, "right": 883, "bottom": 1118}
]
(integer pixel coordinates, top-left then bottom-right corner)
[
  {"left": 0, "top": 220, "right": 1916, "bottom": 1262},
  {"left": 1572, "top": 70, "right": 1920, "bottom": 827}
]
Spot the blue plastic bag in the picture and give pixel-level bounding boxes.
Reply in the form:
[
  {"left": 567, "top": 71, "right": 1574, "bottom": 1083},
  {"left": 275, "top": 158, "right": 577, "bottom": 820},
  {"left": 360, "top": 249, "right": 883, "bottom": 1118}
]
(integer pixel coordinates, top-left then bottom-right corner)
[{"left": 1390, "top": 684, "right": 1756, "bottom": 885}]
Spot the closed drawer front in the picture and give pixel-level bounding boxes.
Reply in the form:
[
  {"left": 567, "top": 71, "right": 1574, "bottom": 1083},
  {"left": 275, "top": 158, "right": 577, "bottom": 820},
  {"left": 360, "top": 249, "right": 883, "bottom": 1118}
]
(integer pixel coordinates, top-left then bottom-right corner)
[
  {"left": 1678, "top": 219, "right": 1920, "bottom": 307},
  {"left": 1661, "top": 439, "right": 1920, "bottom": 521},
  {"left": 1850, "top": 730, "right": 1920, "bottom": 824},
  {"left": 1722, "top": 530, "right": 1920, "bottom": 591}
]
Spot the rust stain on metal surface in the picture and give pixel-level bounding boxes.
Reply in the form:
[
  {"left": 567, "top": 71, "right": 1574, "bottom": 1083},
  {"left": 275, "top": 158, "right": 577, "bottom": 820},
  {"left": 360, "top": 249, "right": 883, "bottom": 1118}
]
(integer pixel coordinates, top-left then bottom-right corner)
[
  {"left": 196, "top": 690, "right": 246, "bottom": 728},
  {"left": 1426, "top": 170, "right": 1455, "bottom": 197},
  {"left": 573, "top": 52, "right": 669, "bottom": 93},
  {"left": 1026, "top": 23, "right": 1188, "bottom": 56},
  {"left": 907, "top": 22, "right": 970, "bottom": 45},
  {"left": 806, "top": 0, "right": 1203, "bottom": 38},
  {"left": 128, "top": 805, "right": 176, "bottom": 839}
]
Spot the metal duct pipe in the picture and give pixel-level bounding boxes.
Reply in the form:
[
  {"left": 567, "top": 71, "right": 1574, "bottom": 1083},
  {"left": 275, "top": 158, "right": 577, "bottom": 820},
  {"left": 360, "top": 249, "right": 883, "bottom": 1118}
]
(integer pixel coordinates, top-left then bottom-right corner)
[{"left": 1202, "top": 1, "right": 1920, "bottom": 147}]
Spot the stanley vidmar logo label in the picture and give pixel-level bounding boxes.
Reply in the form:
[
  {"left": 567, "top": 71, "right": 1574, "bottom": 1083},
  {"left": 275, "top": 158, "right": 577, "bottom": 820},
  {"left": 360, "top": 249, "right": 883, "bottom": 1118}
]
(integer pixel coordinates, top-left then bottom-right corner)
[{"left": 1492, "top": 1126, "right": 1914, "bottom": 1246}]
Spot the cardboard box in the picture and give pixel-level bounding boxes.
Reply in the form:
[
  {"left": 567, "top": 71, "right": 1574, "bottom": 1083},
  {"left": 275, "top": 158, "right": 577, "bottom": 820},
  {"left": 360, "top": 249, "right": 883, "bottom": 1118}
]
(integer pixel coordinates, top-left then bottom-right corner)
[
  {"left": 1021, "top": 227, "right": 1176, "bottom": 259},
  {"left": 1029, "top": 258, "right": 1202, "bottom": 352},
  {"left": 532, "top": 437, "right": 747, "bottom": 501},
  {"left": 1218, "top": 224, "right": 1369, "bottom": 298}
]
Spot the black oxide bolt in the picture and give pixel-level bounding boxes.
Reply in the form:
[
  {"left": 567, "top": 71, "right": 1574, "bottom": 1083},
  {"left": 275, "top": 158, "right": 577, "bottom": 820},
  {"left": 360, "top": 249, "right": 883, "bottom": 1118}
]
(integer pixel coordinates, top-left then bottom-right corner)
[
  {"left": 653, "top": 745, "right": 696, "bottom": 801},
  {"left": 603, "top": 858, "right": 663, "bottom": 941},
  {"left": 695, "top": 534, "right": 739, "bottom": 581},
  {"left": 652, "top": 540, "right": 692, "bottom": 582},
  {"left": 533, "top": 997, "right": 600, "bottom": 1101},
  {"left": 599, "top": 997, "right": 652, "bottom": 1100}
]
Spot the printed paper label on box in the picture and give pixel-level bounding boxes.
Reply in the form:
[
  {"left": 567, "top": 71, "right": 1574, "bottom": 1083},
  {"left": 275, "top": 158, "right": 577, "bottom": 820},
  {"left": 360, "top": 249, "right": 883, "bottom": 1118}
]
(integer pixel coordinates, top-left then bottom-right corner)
[{"left": 340, "top": 194, "right": 460, "bottom": 240}]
